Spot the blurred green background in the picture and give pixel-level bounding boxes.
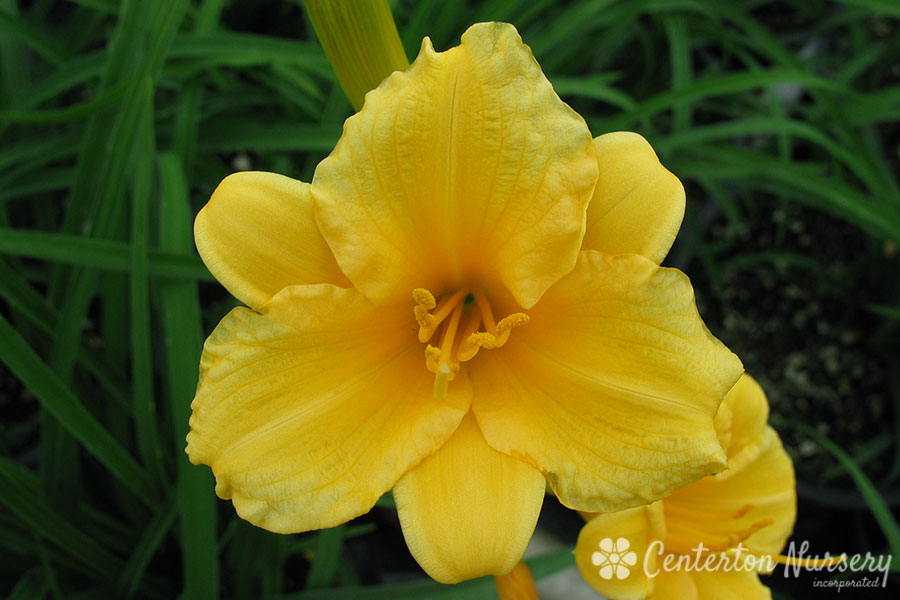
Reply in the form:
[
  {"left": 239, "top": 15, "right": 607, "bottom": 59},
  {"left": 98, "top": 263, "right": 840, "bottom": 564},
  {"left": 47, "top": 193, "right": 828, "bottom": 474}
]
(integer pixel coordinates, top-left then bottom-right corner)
[{"left": 1, "top": 0, "right": 899, "bottom": 598}]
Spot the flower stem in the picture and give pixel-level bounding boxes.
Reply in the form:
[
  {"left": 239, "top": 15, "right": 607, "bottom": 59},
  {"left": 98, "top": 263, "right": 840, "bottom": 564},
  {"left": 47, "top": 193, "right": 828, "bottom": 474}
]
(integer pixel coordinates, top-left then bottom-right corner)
[
  {"left": 494, "top": 561, "right": 540, "bottom": 600},
  {"left": 304, "top": 0, "right": 409, "bottom": 111}
]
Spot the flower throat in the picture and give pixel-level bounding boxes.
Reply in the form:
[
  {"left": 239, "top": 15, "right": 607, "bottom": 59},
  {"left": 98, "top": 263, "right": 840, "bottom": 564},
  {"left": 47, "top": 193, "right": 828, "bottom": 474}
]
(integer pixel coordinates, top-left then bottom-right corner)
[{"left": 413, "top": 288, "right": 529, "bottom": 400}]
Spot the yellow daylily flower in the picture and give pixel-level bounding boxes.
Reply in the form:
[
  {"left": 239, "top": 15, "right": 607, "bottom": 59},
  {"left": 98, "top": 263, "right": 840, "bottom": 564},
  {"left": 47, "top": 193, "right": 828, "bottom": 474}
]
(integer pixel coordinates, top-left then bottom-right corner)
[
  {"left": 575, "top": 375, "right": 797, "bottom": 600},
  {"left": 187, "top": 22, "right": 743, "bottom": 584}
]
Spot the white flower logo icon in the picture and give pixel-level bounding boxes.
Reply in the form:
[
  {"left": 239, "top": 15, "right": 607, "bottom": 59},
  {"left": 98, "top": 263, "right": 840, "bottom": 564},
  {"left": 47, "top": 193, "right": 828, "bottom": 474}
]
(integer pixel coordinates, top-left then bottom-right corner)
[{"left": 592, "top": 537, "right": 637, "bottom": 580}]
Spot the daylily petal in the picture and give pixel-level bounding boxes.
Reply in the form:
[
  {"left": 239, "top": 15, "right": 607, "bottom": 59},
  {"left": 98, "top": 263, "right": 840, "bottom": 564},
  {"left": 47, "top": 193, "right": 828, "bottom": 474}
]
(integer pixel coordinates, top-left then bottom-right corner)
[
  {"left": 652, "top": 570, "right": 698, "bottom": 600},
  {"left": 393, "top": 412, "right": 545, "bottom": 583},
  {"left": 186, "top": 285, "right": 470, "bottom": 533},
  {"left": 195, "top": 172, "right": 350, "bottom": 308},
  {"left": 575, "top": 503, "right": 665, "bottom": 600},
  {"left": 313, "top": 22, "right": 598, "bottom": 308},
  {"left": 688, "top": 571, "right": 771, "bottom": 600},
  {"left": 582, "top": 132, "right": 685, "bottom": 264},
  {"left": 471, "top": 251, "right": 742, "bottom": 512},
  {"left": 664, "top": 426, "right": 796, "bottom": 556},
  {"left": 716, "top": 374, "right": 770, "bottom": 462}
]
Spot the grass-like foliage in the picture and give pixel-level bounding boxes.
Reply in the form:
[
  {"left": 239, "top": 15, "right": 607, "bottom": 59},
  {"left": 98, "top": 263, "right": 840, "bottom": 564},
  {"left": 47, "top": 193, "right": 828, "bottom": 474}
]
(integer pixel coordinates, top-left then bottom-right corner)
[{"left": 1, "top": 0, "right": 898, "bottom": 598}]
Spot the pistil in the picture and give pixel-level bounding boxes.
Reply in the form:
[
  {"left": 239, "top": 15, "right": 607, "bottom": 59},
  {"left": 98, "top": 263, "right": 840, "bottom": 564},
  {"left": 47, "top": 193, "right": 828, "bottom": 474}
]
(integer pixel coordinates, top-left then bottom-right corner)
[{"left": 433, "top": 301, "right": 464, "bottom": 400}]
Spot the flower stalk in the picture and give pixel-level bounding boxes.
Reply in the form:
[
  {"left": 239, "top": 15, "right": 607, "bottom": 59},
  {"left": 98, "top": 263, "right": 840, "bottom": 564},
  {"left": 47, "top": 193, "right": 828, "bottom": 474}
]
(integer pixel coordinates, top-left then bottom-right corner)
[
  {"left": 305, "top": 0, "right": 409, "bottom": 111},
  {"left": 494, "top": 561, "right": 539, "bottom": 600}
]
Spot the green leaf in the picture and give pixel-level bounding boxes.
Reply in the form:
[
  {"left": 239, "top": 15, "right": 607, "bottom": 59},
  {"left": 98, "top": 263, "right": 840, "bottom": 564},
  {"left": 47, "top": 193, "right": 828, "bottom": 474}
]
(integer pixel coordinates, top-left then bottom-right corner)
[
  {"left": 0, "top": 315, "right": 156, "bottom": 501},
  {"left": 525, "top": 546, "right": 575, "bottom": 579},
  {"left": 866, "top": 303, "right": 900, "bottom": 322},
  {"left": 116, "top": 493, "right": 178, "bottom": 599},
  {"left": 663, "top": 13, "right": 693, "bottom": 133},
  {"left": 197, "top": 121, "right": 341, "bottom": 152},
  {"left": 0, "top": 0, "right": 26, "bottom": 108},
  {"left": 374, "top": 491, "right": 395, "bottom": 508},
  {"left": 68, "top": 0, "right": 120, "bottom": 14},
  {"left": 0, "top": 7, "right": 66, "bottom": 64},
  {"left": 271, "top": 576, "right": 497, "bottom": 600},
  {"left": 305, "top": 527, "right": 345, "bottom": 590},
  {"left": 794, "top": 424, "right": 900, "bottom": 557},
  {"left": 595, "top": 69, "right": 847, "bottom": 132},
  {"left": 672, "top": 146, "right": 900, "bottom": 244},
  {"left": 838, "top": 0, "right": 900, "bottom": 17},
  {"left": 7, "top": 568, "right": 49, "bottom": 600},
  {"left": 0, "top": 82, "right": 127, "bottom": 123},
  {"left": 266, "top": 547, "right": 574, "bottom": 599},
  {"left": 0, "top": 260, "right": 132, "bottom": 409},
  {"left": 157, "top": 152, "right": 220, "bottom": 600},
  {"left": 10, "top": 52, "right": 104, "bottom": 112},
  {"left": 0, "top": 130, "right": 81, "bottom": 172},
  {"left": 0, "top": 227, "right": 212, "bottom": 280},
  {"left": 130, "top": 92, "right": 167, "bottom": 489},
  {"left": 168, "top": 32, "right": 330, "bottom": 72},
  {"left": 654, "top": 117, "right": 900, "bottom": 205},
  {"left": 0, "top": 458, "right": 124, "bottom": 578},
  {"left": 3, "top": 167, "right": 75, "bottom": 200},
  {"left": 551, "top": 74, "right": 636, "bottom": 110}
]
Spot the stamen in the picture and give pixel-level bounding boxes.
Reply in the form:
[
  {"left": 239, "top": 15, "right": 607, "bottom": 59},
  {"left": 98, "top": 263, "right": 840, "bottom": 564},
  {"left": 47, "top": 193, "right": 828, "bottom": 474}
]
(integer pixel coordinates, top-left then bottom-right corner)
[
  {"left": 473, "top": 290, "right": 497, "bottom": 332},
  {"left": 457, "top": 308, "right": 484, "bottom": 362},
  {"left": 464, "top": 313, "right": 529, "bottom": 351},
  {"left": 433, "top": 290, "right": 468, "bottom": 324},
  {"left": 665, "top": 502, "right": 756, "bottom": 522},
  {"left": 413, "top": 287, "right": 530, "bottom": 400},
  {"left": 750, "top": 518, "right": 774, "bottom": 530},
  {"left": 424, "top": 344, "right": 442, "bottom": 372},
  {"left": 431, "top": 301, "right": 464, "bottom": 400},
  {"left": 440, "top": 301, "right": 465, "bottom": 359},
  {"left": 667, "top": 520, "right": 763, "bottom": 552},
  {"left": 664, "top": 505, "right": 773, "bottom": 553},
  {"left": 493, "top": 313, "right": 530, "bottom": 346},
  {"left": 414, "top": 288, "right": 467, "bottom": 342},
  {"left": 665, "top": 502, "right": 842, "bottom": 574},
  {"left": 412, "top": 288, "right": 436, "bottom": 310},
  {"left": 413, "top": 288, "right": 437, "bottom": 341}
]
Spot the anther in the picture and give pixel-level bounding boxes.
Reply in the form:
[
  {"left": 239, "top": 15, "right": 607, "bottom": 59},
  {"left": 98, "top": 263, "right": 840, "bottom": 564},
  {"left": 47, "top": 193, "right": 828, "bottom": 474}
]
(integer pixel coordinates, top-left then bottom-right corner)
[
  {"left": 413, "top": 287, "right": 529, "bottom": 400},
  {"left": 424, "top": 345, "right": 442, "bottom": 372},
  {"left": 413, "top": 288, "right": 436, "bottom": 310},
  {"left": 414, "top": 289, "right": 467, "bottom": 343},
  {"left": 463, "top": 313, "right": 529, "bottom": 352}
]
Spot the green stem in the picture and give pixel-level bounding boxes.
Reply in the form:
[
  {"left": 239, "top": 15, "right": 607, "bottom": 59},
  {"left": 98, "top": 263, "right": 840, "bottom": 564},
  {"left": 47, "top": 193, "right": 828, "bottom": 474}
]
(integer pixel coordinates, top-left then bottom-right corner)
[{"left": 305, "top": 0, "right": 409, "bottom": 111}]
